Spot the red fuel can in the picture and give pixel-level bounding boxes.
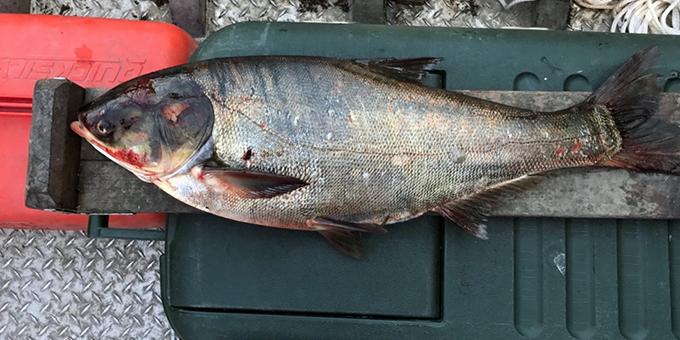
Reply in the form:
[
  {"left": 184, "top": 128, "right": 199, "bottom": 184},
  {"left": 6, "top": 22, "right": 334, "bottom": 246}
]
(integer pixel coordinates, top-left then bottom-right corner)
[{"left": 0, "top": 14, "right": 196, "bottom": 229}]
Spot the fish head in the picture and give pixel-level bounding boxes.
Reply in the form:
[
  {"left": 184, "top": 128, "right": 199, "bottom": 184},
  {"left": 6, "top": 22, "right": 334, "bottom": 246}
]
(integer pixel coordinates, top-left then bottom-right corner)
[{"left": 70, "top": 71, "right": 214, "bottom": 182}]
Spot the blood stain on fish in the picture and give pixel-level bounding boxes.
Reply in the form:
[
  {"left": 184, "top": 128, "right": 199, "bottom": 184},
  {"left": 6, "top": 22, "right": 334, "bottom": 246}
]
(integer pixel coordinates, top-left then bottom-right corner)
[
  {"left": 570, "top": 139, "right": 583, "bottom": 154},
  {"left": 110, "top": 148, "right": 147, "bottom": 168},
  {"left": 242, "top": 148, "right": 254, "bottom": 161}
]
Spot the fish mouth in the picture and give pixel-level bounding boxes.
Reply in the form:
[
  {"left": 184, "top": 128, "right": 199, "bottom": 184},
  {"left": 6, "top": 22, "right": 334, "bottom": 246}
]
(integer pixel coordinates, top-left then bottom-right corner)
[
  {"left": 70, "top": 120, "right": 88, "bottom": 139},
  {"left": 70, "top": 120, "right": 106, "bottom": 152},
  {"left": 70, "top": 120, "right": 155, "bottom": 183}
]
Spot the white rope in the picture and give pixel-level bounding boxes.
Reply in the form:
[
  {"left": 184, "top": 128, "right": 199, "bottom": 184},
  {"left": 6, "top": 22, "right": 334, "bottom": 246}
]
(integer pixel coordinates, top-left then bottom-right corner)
[
  {"left": 609, "top": 0, "right": 680, "bottom": 34},
  {"left": 499, "top": 0, "right": 680, "bottom": 35}
]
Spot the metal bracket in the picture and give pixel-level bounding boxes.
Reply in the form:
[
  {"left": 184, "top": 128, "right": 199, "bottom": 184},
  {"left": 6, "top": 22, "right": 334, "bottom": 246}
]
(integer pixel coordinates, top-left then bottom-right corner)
[
  {"left": 87, "top": 215, "right": 166, "bottom": 241},
  {"left": 0, "top": 0, "right": 30, "bottom": 13},
  {"left": 169, "top": 0, "right": 206, "bottom": 38},
  {"left": 350, "top": 0, "right": 385, "bottom": 24},
  {"left": 534, "top": 0, "right": 572, "bottom": 30}
]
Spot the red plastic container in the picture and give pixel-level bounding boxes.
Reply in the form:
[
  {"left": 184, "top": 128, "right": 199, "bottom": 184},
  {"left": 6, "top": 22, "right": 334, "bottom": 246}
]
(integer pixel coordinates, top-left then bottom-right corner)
[{"left": 0, "top": 14, "right": 196, "bottom": 230}]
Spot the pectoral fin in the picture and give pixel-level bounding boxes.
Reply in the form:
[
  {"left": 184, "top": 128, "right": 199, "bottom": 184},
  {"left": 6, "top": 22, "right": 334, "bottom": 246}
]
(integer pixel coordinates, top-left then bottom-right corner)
[
  {"left": 436, "top": 175, "right": 542, "bottom": 239},
  {"left": 306, "top": 217, "right": 387, "bottom": 259},
  {"left": 201, "top": 167, "right": 308, "bottom": 199}
]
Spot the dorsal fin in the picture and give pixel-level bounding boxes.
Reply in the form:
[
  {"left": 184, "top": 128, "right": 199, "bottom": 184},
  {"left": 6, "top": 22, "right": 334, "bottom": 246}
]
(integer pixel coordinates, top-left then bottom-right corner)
[
  {"left": 353, "top": 57, "right": 442, "bottom": 83},
  {"left": 436, "top": 175, "right": 543, "bottom": 239}
]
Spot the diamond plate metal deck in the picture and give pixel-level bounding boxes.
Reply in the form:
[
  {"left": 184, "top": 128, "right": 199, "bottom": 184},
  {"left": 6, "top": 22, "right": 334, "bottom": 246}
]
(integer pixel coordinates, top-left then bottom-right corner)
[
  {"left": 568, "top": 2, "right": 612, "bottom": 32},
  {"left": 0, "top": 229, "right": 175, "bottom": 340},
  {"left": 388, "top": 0, "right": 534, "bottom": 28},
  {"left": 31, "top": 0, "right": 171, "bottom": 21},
  {"left": 33, "top": 0, "right": 616, "bottom": 33},
  {"left": 14, "top": 1, "right": 615, "bottom": 339},
  {"left": 207, "top": 0, "right": 350, "bottom": 32}
]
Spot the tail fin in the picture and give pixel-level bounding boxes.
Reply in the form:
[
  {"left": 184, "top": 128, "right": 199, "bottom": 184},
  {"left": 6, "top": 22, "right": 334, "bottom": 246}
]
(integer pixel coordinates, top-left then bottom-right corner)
[{"left": 588, "top": 46, "right": 680, "bottom": 175}]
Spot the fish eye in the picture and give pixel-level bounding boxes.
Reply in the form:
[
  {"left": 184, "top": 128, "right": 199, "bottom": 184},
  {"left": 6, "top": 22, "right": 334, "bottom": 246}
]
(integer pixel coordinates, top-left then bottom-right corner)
[
  {"left": 95, "top": 119, "right": 114, "bottom": 136},
  {"left": 168, "top": 92, "right": 182, "bottom": 99}
]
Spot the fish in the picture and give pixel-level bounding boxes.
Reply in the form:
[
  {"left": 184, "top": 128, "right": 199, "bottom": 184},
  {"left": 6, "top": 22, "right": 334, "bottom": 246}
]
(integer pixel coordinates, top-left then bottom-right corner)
[{"left": 70, "top": 47, "right": 680, "bottom": 258}]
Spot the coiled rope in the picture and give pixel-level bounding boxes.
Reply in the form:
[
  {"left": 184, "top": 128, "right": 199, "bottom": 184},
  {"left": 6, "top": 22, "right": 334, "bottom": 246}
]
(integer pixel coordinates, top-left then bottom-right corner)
[
  {"left": 498, "top": 0, "right": 680, "bottom": 34},
  {"left": 610, "top": 0, "right": 680, "bottom": 34}
]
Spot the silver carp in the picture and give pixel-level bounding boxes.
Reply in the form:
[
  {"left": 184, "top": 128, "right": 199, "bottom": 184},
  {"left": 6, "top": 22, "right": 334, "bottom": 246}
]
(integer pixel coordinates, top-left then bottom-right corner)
[{"left": 71, "top": 47, "right": 680, "bottom": 258}]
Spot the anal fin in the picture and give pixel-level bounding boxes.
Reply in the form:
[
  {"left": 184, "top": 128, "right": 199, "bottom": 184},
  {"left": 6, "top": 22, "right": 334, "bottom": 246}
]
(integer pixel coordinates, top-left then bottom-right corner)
[
  {"left": 436, "top": 175, "right": 542, "bottom": 239},
  {"left": 306, "top": 217, "right": 387, "bottom": 259}
]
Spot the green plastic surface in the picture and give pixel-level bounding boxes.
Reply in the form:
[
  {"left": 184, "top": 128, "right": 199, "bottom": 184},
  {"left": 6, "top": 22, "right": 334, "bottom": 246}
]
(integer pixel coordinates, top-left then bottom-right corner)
[
  {"left": 165, "top": 214, "right": 441, "bottom": 318},
  {"left": 162, "top": 22, "right": 680, "bottom": 339}
]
